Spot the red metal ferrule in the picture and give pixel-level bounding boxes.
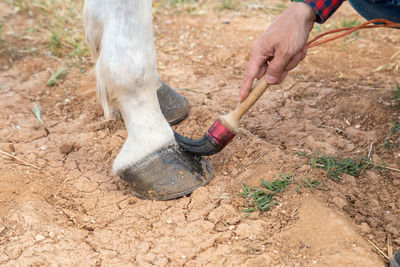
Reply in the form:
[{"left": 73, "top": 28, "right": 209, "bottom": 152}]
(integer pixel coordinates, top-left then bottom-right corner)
[{"left": 206, "top": 119, "right": 236, "bottom": 149}]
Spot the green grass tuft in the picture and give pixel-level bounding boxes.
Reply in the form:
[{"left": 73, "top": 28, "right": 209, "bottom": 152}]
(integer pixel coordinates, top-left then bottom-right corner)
[
  {"left": 47, "top": 67, "right": 69, "bottom": 87},
  {"left": 168, "top": 0, "right": 197, "bottom": 6},
  {"left": 340, "top": 18, "right": 361, "bottom": 28},
  {"left": 395, "top": 84, "right": 400, "bottom": 108},
  {"left": 49, "top": 31, "right": 62, "bottom": 57},
  {"left": 295, "top": 178, "right": 324, "bottom": 193},
  {"left": 221, "top": 0, "right": 236, "bottom": 10},
  {"left": 239, "top": 174, "right": 293, "bottom": 215},
  {"left": 392, "top": 121, "right": 400, "bottom": 135},
  {"left": 383, "top": 84, "right": 400, "bottom": 149},
  {"left": 310, "top": 152, "right": 372, "bottom": 180},
  {"left": 339, "top": 19, "right": 361, "bottom": 38}
]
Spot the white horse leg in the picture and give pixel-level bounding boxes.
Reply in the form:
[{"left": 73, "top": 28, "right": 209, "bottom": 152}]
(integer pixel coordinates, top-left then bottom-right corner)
[
  {"left": 83, "top": 0, "right": 104, "bottom": 60},
  {"left": 85, "top": 0, "right": 213, "bottom": 200},
  {"left": 97, "top": 0, "right": 174, "bottom": 174}
]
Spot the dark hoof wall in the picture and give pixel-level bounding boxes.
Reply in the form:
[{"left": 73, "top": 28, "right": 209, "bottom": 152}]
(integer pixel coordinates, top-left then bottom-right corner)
[
  {"left": 157, "top": 80, "right": 190, "bottom": 125},
  {"left": 392, "top": 250, "right": 400, "bottom": 267},
  {"left": 118, "top": 144, "right": 214, "bottom": 201}
]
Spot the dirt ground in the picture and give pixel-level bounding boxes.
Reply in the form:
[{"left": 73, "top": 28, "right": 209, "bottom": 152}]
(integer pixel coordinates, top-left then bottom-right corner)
[{"left": 0, "top": 0, "right": 399, "bottom": 266}]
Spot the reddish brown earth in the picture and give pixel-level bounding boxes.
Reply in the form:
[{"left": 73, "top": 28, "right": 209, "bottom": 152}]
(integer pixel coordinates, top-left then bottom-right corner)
[{"left": 0, "top": 0, "right": 399, "bottom": 266}]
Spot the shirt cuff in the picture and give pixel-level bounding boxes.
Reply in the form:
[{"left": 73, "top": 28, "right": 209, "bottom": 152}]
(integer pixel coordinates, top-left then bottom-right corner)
[{"left": 303, "top": 0, "right": 345, "bottom": 23}]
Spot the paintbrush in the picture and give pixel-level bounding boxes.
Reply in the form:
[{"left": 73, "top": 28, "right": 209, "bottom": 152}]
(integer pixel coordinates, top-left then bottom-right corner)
[{"left": 174, "top": 78, "right": 269, "bottom": 155}]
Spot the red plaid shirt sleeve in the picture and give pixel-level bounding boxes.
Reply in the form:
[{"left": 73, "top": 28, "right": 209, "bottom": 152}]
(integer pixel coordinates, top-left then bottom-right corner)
[{"left": 304, "top": 0, "right": 345, "bottom": 23}]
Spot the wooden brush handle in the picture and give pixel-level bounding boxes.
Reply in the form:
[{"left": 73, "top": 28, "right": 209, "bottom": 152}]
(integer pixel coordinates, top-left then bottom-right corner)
[{"left": 219, "top": 78, "right": 270, "bottom": 134}]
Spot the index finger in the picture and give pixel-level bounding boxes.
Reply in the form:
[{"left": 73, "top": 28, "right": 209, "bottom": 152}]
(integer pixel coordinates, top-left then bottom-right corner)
[{"left": 239, "top": 53, "right": 266, "bottom": 102}]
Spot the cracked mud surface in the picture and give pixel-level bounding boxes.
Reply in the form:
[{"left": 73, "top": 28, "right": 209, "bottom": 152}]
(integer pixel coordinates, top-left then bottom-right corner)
[{"left": 0, "top": 1, "right": 399, "bottom": 266}]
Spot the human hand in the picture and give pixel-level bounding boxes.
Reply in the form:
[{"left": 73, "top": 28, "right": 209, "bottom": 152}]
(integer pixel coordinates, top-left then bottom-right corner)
[{"left": 239, "top": 2, "right": 316, "bottom": 102}]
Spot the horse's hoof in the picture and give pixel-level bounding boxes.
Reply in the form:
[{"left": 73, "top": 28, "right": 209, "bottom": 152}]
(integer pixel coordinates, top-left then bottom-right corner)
[
  {"left": 118, "top": 144, "right": 213, "bottom": 200},
  {"left": 391, "top": 249, "right": 400, "bottom": 267},
  {"left": 157, "top": 80, "right": 190, "bottom": 125}
]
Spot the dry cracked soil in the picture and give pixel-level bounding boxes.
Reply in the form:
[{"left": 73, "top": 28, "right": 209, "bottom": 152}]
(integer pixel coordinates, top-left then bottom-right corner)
[{"left": 0, "top": 0, "right": 399, "bottom": 266}]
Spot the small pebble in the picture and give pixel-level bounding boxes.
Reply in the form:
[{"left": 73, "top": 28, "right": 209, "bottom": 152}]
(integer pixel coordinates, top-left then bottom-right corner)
[
  {"left": 255, "top": 130, "right": 266, "bottom": 138},
  {"left": 59, "top": 143, "right": 74, "bottom": 154},
  {"left": 35, "top": 234, "right": 46, "bottom": 242},
  {"left": 359, "top": 222, "right": 371, "bottom": 234},
  {"left": 298, "top": 165, "right": 309, "bottom": 172},
  {"left": 48, "top": 231, "right": 55, "bottom": 238}
]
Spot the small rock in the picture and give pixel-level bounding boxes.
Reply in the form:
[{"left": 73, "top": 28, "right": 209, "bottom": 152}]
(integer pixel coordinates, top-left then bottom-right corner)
[
  {"left": 128, "top": 198, "right": 137, "bottom": 205},
  {"left": 355, "top": 124, "right": 361, "bottom": 129},
  {"left": 48, "top": 231, "right": 55, "bottom": 238},
  {"left": 298, "top": 165, "right": 309, "bottom": 172},
  {"left": 332, "top": 196, "right": 348, "bottom": 210},
  {"left": 345, "top": 143, "right": 356, "bottom": 152},
  {"left": 218, "top": 82, "right": 226, "bottom": 88},
  {"left": 35, "top": 234, "right": 46, "bottom": 242},
  {"left": 359, "top": 222, "right": 371, "bottom": 234},
  {"left": 386, "top": 226, "right": 399, "bottom": 236},
  {"left": 226, "top": 215, "right": 241, "bottom": 225},
  {"left": 255, "top": 130, "right": 266, "bottom": 138},
  {"left": 59, "top": 143, "right": 74, "bottom": 154},
  {"left": 203, "top": 98, "right": 212, "bottom": 105}
]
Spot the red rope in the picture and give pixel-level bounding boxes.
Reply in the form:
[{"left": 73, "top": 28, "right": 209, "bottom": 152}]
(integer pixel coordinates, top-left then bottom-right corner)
[{"left": 307, "top": 19, "right": 400, "bottom": 48}]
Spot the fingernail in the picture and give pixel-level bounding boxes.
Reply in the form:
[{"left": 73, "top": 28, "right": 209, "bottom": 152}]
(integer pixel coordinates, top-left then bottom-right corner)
[{"left": 266, "top": 74, "right": 278, "bottom": 84}]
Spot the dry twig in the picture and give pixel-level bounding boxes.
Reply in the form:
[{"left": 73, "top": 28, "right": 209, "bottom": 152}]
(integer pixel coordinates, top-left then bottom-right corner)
[
  {"left": 388, "top": 234, "right": 393, "bottom": 260},
  {"left": 368, "top": 239, "right": 389, "bottom": 261},
  {"left": 0, "top": 149, "right": 40, "bottom": 170},
  {"left": 368, "top": 142, "right": 374, "bottom": 159}
]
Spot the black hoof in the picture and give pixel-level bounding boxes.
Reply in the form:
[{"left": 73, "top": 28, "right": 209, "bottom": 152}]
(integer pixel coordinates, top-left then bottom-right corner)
[
  {"left": 118, "top": 144, "right": 213, "bottom": 201},
  {"left": 392, "top": 250, "right": 400, "bottom": 267},
  {"left": 157, "top": 80, "right": 190, "bottom": 125}
]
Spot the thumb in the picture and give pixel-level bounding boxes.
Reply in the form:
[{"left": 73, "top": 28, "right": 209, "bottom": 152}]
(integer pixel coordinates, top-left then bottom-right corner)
[{"left": 265, "top": 52, "right": 290, "bottom": 84}]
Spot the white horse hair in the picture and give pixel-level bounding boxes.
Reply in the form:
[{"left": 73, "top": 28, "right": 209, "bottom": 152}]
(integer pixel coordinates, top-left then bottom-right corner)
[{"left": 83, "top": 0, "right": 175, "bottom": 174}]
